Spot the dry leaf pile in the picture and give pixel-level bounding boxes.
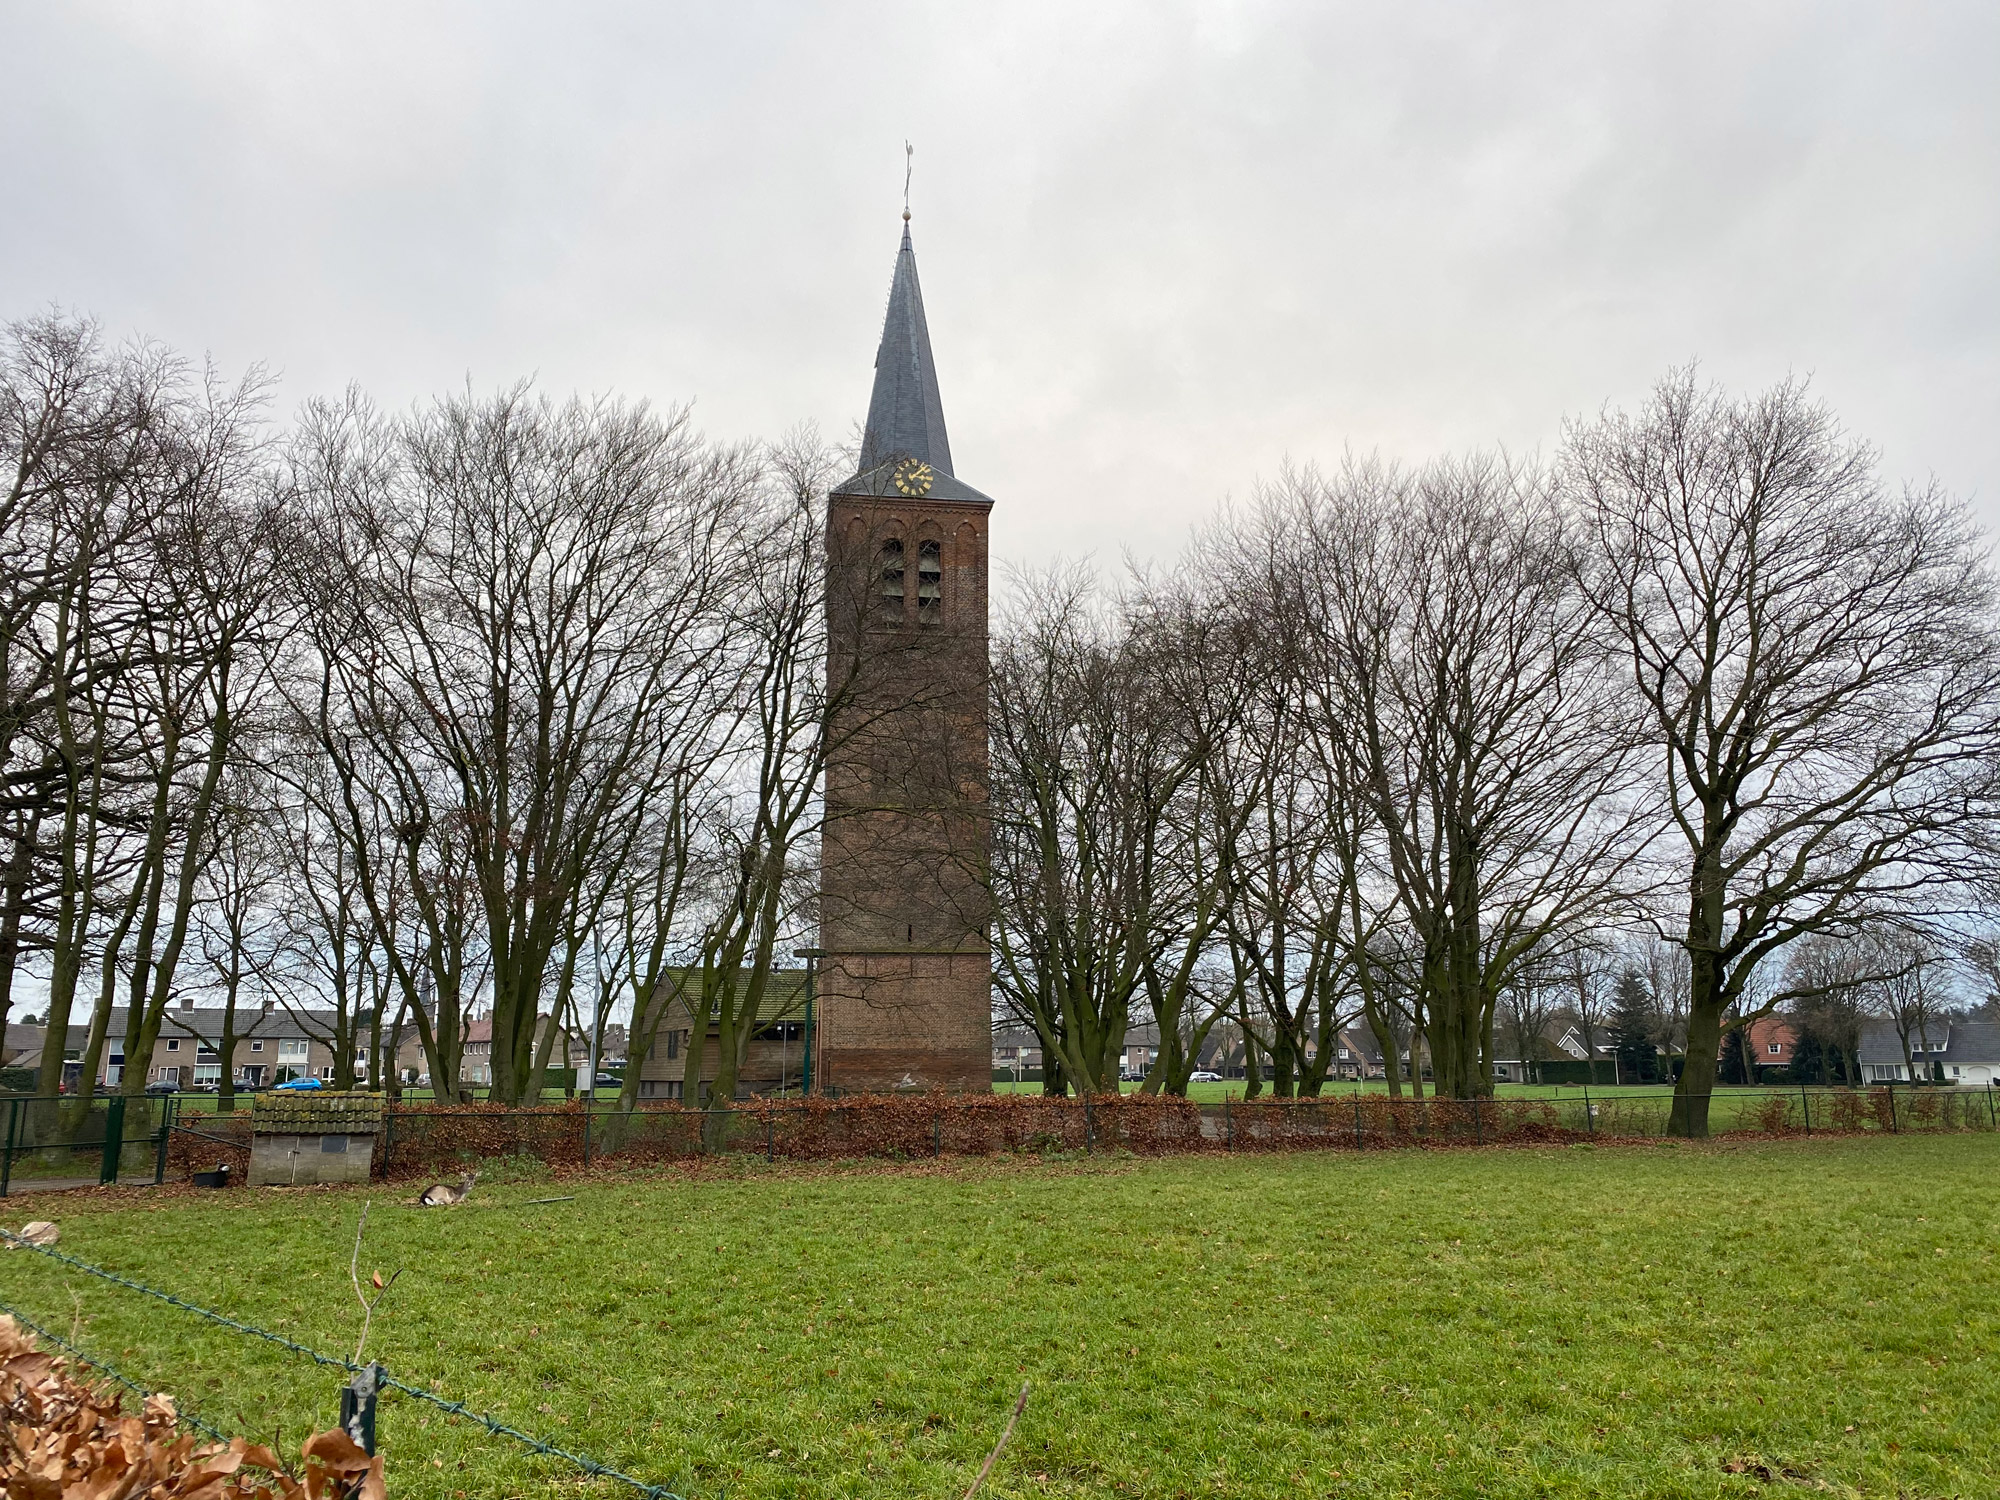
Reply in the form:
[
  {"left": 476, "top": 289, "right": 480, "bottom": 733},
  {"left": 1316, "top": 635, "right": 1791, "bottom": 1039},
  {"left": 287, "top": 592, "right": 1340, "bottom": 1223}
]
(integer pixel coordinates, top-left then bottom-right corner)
[{"left": 0, "top": 1316, "right": 383, "bottom": 1500}]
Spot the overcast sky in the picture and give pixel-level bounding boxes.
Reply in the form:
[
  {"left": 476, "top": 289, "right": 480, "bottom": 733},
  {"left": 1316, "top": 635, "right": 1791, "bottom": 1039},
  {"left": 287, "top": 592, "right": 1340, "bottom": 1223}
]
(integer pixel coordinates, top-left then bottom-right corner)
[{"left": 5, "top": 1, "right": 1996, "bottom": 569}]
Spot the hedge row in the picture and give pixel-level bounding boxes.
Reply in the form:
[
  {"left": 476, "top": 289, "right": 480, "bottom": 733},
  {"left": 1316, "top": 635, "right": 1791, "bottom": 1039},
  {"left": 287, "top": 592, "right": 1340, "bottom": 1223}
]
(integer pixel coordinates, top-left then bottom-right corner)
[
  {"left": 361, "top": 1085, "right": 1990, "bottom": 1179},
  {"left": 153, "top": 1085, "right": 1997, "bottom": 1186}
]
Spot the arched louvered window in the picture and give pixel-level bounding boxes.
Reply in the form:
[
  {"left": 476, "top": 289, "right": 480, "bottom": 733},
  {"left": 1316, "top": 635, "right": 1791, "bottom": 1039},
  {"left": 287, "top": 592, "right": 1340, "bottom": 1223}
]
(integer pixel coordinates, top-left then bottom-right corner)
[
  {"left": 878, "top": 539, "right": 905, "bottom": 619},
  {"left": 916, "top": 540, "right": 942, "bottom": 623}
]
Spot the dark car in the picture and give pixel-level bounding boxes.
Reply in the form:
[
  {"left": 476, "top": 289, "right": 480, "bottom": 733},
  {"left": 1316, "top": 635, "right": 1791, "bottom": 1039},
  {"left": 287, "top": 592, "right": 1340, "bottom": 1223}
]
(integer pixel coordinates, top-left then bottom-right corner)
[{"left": 143, "top": 1079, "right": 180, "bottom": 1096}]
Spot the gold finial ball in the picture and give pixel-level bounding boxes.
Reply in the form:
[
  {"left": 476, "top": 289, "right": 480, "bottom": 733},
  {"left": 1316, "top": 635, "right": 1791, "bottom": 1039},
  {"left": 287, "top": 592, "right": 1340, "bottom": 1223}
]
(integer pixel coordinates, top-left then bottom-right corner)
[{"left": 903, "top": 210, "right": 911, "bottom": 221}]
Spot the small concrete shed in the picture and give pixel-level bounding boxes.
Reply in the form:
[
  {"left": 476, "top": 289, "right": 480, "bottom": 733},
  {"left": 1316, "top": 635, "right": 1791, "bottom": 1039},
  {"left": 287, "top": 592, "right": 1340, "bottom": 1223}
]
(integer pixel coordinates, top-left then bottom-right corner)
[{"left": 249, "top": 1091, "right": 384, "bottom": 1186}]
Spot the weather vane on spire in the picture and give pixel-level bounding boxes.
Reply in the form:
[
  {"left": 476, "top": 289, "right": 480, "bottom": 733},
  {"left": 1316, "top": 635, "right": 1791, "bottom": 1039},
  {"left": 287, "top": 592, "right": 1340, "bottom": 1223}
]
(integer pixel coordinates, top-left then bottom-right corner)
[{"left": 903, "top": 141, "right": 913, "bottom": 221}]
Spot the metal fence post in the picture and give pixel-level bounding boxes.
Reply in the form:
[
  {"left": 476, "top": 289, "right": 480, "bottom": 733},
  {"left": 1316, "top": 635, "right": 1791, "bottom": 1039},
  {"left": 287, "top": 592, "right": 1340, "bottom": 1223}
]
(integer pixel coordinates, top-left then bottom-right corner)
[
  {"left": 931, "top": 1110, "right": 941, "bottom": 1159},
  {"left": 1988, "top": 1082, "right": 1997, "bottom": 1131},
  {"left": 1887, "top": 1086, "right": 1898, "bottom": 1134},
  {"left": 583, "top": 1101, "right": 593, "bottom": 1169},
  {"left": 380, "top": 1109, "right": 394, "bottom": 1181},
  {"left": 340, "top": 1363, "right": 383, "bottom": 1454},
  {"left": 99, "top": 1096, "right": 126, "bottom": 1185},
  {"left": 1223, "top": 1097, "right": 1233, "bottom": 1151},
  {"left": 1352, "top": 1094, "right": 1363, "bottom": 1148},
  {"left": 1799, "top": 1080, "right": 1811, "bottom": 1137},
  {"left": 1582, "top": 1086, "right": 1594, "bottom": 1137},
  {"left": 153, "top": 1096, "right": 173, "bottom": 1185},
  {"left": 1, "top": 1096, "right": 19, "bottom": 1197},
  {"left": 767, "top": 1110, "right": 776, "bottom": 1163}
]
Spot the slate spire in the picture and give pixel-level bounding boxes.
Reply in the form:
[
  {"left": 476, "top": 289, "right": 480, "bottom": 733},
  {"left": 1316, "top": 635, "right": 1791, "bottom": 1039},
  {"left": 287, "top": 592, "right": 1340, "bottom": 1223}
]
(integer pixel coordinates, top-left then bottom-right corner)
[{"left": 858, "top": 217, "right": 954, "bottom": 477}]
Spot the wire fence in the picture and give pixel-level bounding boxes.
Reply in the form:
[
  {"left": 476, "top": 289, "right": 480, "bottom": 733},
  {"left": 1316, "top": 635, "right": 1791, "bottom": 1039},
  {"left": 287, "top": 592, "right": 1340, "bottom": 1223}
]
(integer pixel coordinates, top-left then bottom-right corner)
[
  {"left": 0, "top": 1301, "right": 234, "bottom": 1446},
  {"left": 0, "top": 1226, "right": 690, "bottom": 1500},
  {"left": 345, "top": 1082, "right": 2000, "bottom": 1177},
  {"left": 16, "top": 1083, "right": 1997, "bottom": 1194},
  {"left": 0, "top": 1094, "right": 177, "bottom": 1195}
]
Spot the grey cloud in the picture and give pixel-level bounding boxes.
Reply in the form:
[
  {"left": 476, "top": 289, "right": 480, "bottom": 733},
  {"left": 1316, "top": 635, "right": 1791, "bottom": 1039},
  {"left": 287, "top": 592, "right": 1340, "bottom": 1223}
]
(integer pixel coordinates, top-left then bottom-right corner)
[{"left": 3, "top": 0, "right": 1994, "bottom": 566}]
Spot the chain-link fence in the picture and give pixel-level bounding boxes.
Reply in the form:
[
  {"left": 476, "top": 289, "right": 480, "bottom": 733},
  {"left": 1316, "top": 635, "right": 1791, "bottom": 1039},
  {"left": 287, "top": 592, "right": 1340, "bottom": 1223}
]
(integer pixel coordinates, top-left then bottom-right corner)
[{"left": 0, "top": 1094, "right": 177, "bottom": 1195}]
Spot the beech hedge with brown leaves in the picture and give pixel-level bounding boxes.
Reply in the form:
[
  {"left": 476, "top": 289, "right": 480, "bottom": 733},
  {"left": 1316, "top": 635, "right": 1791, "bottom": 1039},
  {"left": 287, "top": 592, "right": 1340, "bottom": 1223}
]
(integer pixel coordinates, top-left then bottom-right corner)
[{"left": 0, "top": 1316, "right": 383, "bottom": 1500}]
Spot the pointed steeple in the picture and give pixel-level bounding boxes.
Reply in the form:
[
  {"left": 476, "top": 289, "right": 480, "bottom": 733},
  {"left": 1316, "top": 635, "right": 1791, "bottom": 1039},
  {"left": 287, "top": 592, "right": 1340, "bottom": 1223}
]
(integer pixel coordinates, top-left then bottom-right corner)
[
  {"left": 834, "top": 216, "right": 992, "bottom": 505},
  {"left": 859, "top": 219, "right": 953, "bottom": 475}
]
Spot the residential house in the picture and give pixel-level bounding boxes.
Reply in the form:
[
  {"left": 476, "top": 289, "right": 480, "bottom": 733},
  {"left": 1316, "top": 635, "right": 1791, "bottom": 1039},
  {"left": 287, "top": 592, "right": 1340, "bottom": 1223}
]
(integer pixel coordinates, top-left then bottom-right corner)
[
  {"left": 1733, "top": 1017, "right": 1799, "bottom": 1079},
  {"left": 1855, "top": 1018, "right": 1997, "bottom": 1084},
  {"left": 3, "top": 1024, "right": 42, "bottom": 1071},
  {"left": 25, "top": 1004, "right": 333, "bottom": 1091},
  {"left": 992, "top": 1025, "right": 1042, "bottom": 1076},
  {"left": 1942, "top": 1022, "right": 2000, "bottom": 1086},
  {"left": 636, "top": 969, "right": 812, "bottom": 1101}
]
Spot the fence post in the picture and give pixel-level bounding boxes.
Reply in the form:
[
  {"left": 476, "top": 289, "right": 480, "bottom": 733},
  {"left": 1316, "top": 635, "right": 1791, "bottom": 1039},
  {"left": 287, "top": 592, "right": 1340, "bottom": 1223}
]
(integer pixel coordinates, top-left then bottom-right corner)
[
  {"left": 1352, "top": 1094, "right": 1362, "bottom": 1148},
  {"left": 339, "top": 1363, "right": 383, "bottom": 1454},
  {"left": 99, "top": 1096, "right": 126, "bottom": 1185},
  {"left": 1989, "top": 1082, "right": 1997, "bottom": 1131},
  {"left": 1084, "top": 1097, "right": 1094, "bottom": 1154},
  {"left": 1887, "top": 1086, "right": 1898, "bottom": 1134},
  {"left": 153, "top": 1097, "right": 173, "bottom": 1185},
  {"left": 768, "top": 1110, "right": 777, "bottom": 1163},
  {"left": 583, "top": 1099, "right": 593, "bottom": 1169},
  {"left": 1224, "top": 1097, "right": 1233, "bottom": 1151},
  {"left": 1582, "top": 1086, "right": 1594, "bottom": 1137},
  {"left": 380, "top": 1109, "right": 394, "bottom": 1182},
  {"left": 1799, "top": 1080, "right": 1811, "bottom": 1137},
  {"left": 1, "top": 1096, "right": 18, "bottom": 1197}
]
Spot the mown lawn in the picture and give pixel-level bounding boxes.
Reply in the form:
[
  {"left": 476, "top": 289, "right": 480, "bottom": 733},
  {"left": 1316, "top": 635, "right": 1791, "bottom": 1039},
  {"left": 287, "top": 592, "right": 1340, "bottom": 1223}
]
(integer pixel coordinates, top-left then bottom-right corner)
[{"left": 2, "top": 1136, "right": 1995, "bottom": 1499}]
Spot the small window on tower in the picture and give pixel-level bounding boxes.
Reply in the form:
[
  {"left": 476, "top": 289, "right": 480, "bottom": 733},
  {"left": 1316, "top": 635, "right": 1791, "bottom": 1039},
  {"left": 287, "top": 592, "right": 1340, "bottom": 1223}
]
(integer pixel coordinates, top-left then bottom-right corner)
[
  {"left": 917, "top": 540, "right": 942, "bottom": 623},
  {"left": 879, "top": 539, "right": 905, "bottom": 619}
]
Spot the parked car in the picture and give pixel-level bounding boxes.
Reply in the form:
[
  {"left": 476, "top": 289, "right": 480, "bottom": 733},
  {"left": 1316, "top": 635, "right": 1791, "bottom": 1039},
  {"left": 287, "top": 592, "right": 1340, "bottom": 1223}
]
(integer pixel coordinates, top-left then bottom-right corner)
[
  {"left": 143, "top": 1079, "right": 180, "bottom": 1096},
  {"left": 1189, "top": 1070, "right": 1221, "bottom": 1082},
  {"left": 273, "top": 1076, "right": 323, "bottom": 1091}
]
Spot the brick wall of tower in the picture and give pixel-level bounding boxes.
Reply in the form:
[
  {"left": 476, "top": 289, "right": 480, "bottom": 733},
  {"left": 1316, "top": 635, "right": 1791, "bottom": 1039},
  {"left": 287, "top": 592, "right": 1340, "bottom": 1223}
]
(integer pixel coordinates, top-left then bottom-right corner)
[{"left": 818, "top": 489, "right": 992, "bottom": 1093}]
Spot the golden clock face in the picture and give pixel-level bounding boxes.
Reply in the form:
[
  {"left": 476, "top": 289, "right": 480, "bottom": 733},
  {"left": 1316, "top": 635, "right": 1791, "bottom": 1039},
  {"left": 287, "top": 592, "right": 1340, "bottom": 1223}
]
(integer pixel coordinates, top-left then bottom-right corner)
[{"left": 893, "top": 459, "right": 934, "bottom": 497}]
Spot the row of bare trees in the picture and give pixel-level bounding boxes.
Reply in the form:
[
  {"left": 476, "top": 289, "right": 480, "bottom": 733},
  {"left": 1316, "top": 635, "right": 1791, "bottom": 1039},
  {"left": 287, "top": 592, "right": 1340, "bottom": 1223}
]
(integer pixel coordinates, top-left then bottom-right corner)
[
  {"left": 9, "top": 309, "right": 1996, "bottom": 1140},
  {"left": 1, "top": 315, "right": 839, "bottom": 1110},
  {"left": 987, "top": 368, "right": 2000, "bottom": 1135}
]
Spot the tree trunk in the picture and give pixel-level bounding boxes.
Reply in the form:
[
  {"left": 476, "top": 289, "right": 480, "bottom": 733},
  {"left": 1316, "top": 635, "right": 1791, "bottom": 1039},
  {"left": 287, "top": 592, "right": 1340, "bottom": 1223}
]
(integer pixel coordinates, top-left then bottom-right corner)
[
  {"left": 1240, "top": 1020, "right": 1264, "bottom": 1099},
  {"left": 1670, "top": 968, "right": 1726, "bottom": 1138},
  {"left": 0, "top": 813, "right": 38, "bottom": 1036},
  {"left": 1366, "top": 999, "right": 1402, "bottom": 1100}
]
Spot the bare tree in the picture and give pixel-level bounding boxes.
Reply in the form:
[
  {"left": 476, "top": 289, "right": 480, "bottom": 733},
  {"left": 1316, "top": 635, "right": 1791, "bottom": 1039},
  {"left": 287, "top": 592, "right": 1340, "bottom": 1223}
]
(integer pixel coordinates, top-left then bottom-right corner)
[
  {"left": 1567, "top": 369, "right": 2000, "bottom": 1135},
  {"left": 1555, "top": 940, "right": 1615, "bottom": 1083},
  {"left": 1498, "top": 960, "right": 1564, "bottom": 1085},
  {"left": 986, "top": 567, "right": 1250, "bottom": 1097},
  {"left": 1278, "top": 454, "right": 1651, "bottom": 1098},
  {"left": 185, "top": 766, "right": 285, "bottom": 1108},
  {"left": 675, "top": 432, "right": 838, "bottom": 1120},
  {"left": 280, "top": 386, "right": 758, "bottom": 1104},
  {"left": 1864, "top": 930, "right": 1953, "bottom": 1083},
  {"left": 1780, "top": 932, "right": 1870, "bottom": 1085}
]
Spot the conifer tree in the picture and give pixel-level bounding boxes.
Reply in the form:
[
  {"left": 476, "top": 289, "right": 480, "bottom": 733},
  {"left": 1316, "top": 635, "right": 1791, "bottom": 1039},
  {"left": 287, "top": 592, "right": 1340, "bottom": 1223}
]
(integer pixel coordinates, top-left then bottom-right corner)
[{"left": 1609, "top": 968, "right": 1659, "bottom": 1084}]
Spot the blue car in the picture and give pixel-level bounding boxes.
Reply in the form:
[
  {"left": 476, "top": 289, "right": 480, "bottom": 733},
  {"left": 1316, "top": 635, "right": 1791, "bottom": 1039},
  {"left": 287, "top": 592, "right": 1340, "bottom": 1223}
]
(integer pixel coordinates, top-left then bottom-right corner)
[{"left": 273, "top": 1077, "right": 323, "bottom": 1091}]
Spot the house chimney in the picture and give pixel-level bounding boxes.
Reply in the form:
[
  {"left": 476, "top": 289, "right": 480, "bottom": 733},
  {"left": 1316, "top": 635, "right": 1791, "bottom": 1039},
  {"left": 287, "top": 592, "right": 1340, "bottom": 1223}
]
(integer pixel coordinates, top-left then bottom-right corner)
[
  {"left": 261, "top": 1000, "right": 274, "bottom": 1015},
  {"left": 179, "top": 993, "right": 194, "bottom": 1011}
]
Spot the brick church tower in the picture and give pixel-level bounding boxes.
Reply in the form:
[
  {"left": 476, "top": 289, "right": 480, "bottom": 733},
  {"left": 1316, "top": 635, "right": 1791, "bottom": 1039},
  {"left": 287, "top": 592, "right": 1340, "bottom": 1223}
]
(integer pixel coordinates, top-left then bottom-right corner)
[{"left": 816, "top": 217, "right": 993, "bottom": 1093}]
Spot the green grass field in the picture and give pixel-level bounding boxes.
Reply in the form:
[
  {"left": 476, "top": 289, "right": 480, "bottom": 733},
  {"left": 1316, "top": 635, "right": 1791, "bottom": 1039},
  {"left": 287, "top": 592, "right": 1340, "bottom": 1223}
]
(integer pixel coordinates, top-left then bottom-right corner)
[{"left": 2, "top": 1136, "right": 1995, "bottom": 1499}]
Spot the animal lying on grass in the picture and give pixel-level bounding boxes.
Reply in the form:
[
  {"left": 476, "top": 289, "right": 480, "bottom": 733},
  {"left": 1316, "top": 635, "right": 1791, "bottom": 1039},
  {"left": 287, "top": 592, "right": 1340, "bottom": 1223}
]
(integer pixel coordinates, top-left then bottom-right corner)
[{"left": 417, "top": 1171, "right": 476, "bottom": 1207}]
